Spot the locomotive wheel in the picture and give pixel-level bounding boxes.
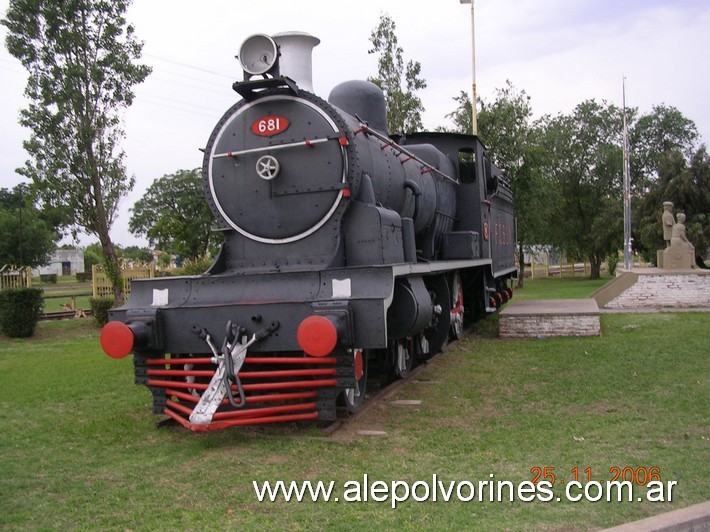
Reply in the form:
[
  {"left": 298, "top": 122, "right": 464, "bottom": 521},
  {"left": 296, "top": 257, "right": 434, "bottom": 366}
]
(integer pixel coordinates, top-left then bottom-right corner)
[
  {"left": 450, "top": 272, "right": 465, "bottom": 341},
  {"left": 340, "top": 348, "right": 368, "bottom": 414},
  {"left": 422, "top": 275, "right": 452, "bottom": 359}
]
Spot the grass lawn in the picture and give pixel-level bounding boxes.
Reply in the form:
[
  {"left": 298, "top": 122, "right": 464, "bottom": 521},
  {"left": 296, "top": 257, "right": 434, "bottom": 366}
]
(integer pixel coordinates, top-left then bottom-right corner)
[
  {"left": 1, "top": 291, "right": 708, "bottom": 529},
  {"left": 33, "top": 275, "right": 89, "bottom": 287},
  {"left": 511, "top": 276, "right": 612, "bottom": 301},
  {"left": 41, "top": 294, "right": 92, "bottom": 313},
  {"left": 30, "top": 277, "right": 93, "bottom": 313}
]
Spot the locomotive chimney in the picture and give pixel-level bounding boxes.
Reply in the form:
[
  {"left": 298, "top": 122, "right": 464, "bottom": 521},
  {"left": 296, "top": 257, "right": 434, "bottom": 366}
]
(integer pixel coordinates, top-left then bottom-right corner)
[{"left": 272, "top": 31, "right": 320, "bottom": 92}]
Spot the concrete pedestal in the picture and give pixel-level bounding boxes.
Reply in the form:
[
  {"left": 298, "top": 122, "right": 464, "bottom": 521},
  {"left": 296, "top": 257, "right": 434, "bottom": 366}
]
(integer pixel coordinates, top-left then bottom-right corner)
[
  {"left": 499, "top": 299, "right": 601, "bottom": 338},
  {"left": 662, "top": 246, "right": 694, "bottom": 270}
]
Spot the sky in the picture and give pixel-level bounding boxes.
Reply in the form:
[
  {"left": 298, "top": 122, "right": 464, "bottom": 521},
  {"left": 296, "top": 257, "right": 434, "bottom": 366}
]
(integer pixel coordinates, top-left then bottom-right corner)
[{"left": 1, "top": 0, "right": 709, "bottom": 249}]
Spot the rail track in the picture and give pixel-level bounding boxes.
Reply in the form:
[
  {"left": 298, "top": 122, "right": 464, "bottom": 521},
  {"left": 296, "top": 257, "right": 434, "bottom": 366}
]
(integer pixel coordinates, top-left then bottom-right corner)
[{"left": 41, "top": 309, "right": 93, "bottom": 321}]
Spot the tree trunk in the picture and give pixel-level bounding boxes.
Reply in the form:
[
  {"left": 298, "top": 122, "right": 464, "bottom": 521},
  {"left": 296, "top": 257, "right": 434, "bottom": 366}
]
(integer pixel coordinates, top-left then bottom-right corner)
[
  {"left": 589, "top": 254, "right": 602, "bottom": 280},
  {"left": 516, "top": 242, "right": 525, "bottom": 289},
  {"left": 100, "top": 236, "right": 124, "bottom": 306}
]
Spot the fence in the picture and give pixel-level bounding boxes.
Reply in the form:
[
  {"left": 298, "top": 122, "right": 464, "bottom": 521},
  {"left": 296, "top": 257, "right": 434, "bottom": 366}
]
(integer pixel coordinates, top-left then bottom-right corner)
[
  {"left": 0, "top": 265, "right": 32, "bottom": 290},
  {"left": 529, "top": 255, "right": 652, "bottom": 279},
  {"left": 92, "top": 263, "right": 155, "bottom": 298},
  {"left": 530, "top": 261, "right": 591, "bottom": 278}
]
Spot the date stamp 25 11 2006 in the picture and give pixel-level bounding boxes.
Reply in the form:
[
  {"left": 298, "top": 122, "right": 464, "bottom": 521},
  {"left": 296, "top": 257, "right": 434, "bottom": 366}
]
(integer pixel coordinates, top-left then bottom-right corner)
[
  {"left": 530, "top": 466, "right": 677, "bottom": 502},
  {"left": 530, "top": 466, "right": 664, "bottom": 486}
]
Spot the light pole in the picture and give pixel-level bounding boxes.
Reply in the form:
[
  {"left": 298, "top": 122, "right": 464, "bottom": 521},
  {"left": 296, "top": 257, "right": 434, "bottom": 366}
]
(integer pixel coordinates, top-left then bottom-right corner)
[
  {"left": 460, "top": 0, "right": 478, "bottom": 136},
  {"left": 622, "top": 77, "right": 632, "bottom": 271}
]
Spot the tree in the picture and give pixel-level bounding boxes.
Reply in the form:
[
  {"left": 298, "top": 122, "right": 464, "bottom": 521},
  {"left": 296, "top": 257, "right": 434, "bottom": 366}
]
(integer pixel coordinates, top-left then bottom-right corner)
[
  {"left": 2, "top": 0, "right": 151, "bottom": 305},
  {"left": 368, "top": 13, "right": 427, "bottom": 135},
  {"left": 0, "top": 184, "right": 57, "bottom": 268},
  {"left": 83, "top": 242, "right": 104, "bottom": 272},
  {"left": 121, "top": 245, "right": 153, "bottom": 264},
  {"left": 448, "top": 82, "right": 556, "bottom": 286},
  {"left": 540, "top": 100, "right": 625, "bottom": 279},
  {"left": 635, "top": 145, "right": 710, "bottom": 261},
  {"left": 444, "top": 91, "right": 473, "bottom": 135},
  {"left": 129, "top": 169, "right": 220, "bottom": 260},
  {"left": 628, "top": 104, "right": 705, "bottom": 261},
  {"left": 630, "top": 104, "right": 699, "bottom": 190}
]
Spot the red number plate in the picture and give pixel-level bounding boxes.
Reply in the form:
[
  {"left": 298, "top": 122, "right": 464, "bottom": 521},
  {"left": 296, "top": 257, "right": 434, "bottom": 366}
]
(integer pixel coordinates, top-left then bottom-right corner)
[{"left": 251, "top": 115, "right": 290, "bottom": 137}]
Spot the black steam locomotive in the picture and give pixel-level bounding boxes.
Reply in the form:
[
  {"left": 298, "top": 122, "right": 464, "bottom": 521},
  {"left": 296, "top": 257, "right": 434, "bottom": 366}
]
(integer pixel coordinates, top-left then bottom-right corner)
[{"left": 100, "top": 32, "right": 516, "bottom": 431}]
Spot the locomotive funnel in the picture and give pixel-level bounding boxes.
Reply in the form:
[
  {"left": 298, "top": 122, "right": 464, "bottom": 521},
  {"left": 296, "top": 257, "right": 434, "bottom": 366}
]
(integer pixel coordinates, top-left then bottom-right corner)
[{"left": 272, "top": 31, "right": 320, "bottom": 92}]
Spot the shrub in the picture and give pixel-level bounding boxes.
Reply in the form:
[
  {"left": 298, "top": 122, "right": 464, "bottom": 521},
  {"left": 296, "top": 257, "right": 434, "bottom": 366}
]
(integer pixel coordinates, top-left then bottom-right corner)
[
  {"left": 182, "top": 256, "right": 213, "bottom": 276},
  {"left": 89, "top": 297, "right": 114, "bottom": 327},
  {"left": 607, "top": 254, "right": 620, "bottom": 277},
  {"left": 40, "top": 274, "right": 58, "bottom": 284},
  {"left": 75, "top": 272, "right": 92, "bottom": 282},
  {"left": 0, "top": 288, "right": 44, "bottom": 338}
]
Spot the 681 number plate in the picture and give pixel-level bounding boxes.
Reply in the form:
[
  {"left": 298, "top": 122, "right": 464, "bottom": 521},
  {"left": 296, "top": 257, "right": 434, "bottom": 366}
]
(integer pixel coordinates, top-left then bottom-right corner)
[{"left": 251, "top": 115, "right": 290, "bottom": 137}]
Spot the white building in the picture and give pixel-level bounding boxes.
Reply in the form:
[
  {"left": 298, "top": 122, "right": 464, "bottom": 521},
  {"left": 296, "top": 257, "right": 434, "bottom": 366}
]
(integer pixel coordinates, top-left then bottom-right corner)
[{"left": 33, "top": 249, "right": 85, "bottom": 277}]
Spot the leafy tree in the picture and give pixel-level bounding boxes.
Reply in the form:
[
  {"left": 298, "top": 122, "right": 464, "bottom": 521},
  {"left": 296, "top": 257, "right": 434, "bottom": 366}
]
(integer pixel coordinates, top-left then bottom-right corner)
[
  {"left": 368, "top": 13, "right": 427, "bottom": 135},
  {"left": 83, "top": 241, "right": 105, "bottom": 272},
  {"left": 540, "top": 100, "right": 625, "bottom": 279},
  {"left": 129, "top": 169, "right": 220, "bottom": 260},
  {"left": 630, "top": 104, "right": 699, "bottom": 190},
  {"left": 157, "top": 252, "right": 172, "bottom": 269},
  {"left": 444, "top": 87, "right": 706, "bottom": 276},
  {"left": 448, "top": 82, "right": 556, "bottom": 286},
  {"left": 635, "top": 145, "right": 710, "bottom": 261},
  {"left": 121, "top": 245, "right": 153, "bottom": 264},
  {"left": 479, "top": 83, "right": 555, "bottom": 286},
  {"left": 444, "top": 90, "right": 473, "bottom": 135},
  {"left": 0, "top": 184, "right": 57, "bottom": 268},
  {"left": 2, "top": 0, "right": 151, "bottom": 305},
  {"left": 83, "top": 248, "right": 104, "bottom": 272},
  {"left": 628, "top": 104, "right": 704, "bottom": 261}
]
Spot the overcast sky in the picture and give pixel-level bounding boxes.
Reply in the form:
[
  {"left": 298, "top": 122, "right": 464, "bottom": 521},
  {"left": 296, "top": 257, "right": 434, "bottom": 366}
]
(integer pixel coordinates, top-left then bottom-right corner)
[{"left": 1, "top": 0, "right": 708, "bottom": 248}]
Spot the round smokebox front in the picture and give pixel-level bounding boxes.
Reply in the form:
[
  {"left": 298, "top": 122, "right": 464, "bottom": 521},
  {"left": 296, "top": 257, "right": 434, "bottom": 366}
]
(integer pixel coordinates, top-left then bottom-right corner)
[{"left": 206, "top": 95, "right": 347, "bottom": 243}]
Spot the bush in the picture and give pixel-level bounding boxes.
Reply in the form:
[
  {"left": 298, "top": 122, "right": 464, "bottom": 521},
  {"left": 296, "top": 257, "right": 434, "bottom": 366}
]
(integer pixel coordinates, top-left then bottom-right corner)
[
  {"left": 89, "top": 297, "right": 114, "bottom": 327},
  {"left": 75, "top": 271, "right": 92, "bottom": 282},
  {"left": 607, "top": 254, "right": 620, "bottom": 277},
  {"left": 0, "top": 288, "right": 44, "bottom": 338},
  {"left": 182, "top": 256, "right": 213, "bottom": 276},
  {"left": 40, "top": 274, "right": 58, "bottom": 284}
]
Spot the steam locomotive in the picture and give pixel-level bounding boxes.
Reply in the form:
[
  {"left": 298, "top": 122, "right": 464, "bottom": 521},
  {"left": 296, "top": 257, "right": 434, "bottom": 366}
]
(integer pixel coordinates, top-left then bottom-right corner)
[{"left": 99, "top": 32, "right": 516, "bottom": 431}]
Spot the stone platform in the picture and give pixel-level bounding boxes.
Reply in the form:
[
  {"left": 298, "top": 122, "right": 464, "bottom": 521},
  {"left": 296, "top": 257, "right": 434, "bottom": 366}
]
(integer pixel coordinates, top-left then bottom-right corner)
[
  {"left": 499, "top": 299, "right": 601, "bottom": 338},
  {"left": 593, "top": 268, "right": 710, "bottom": 310}
]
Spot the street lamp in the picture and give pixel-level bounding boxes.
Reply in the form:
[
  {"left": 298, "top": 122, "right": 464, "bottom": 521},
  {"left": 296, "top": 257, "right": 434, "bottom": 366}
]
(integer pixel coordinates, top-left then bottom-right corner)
[
  {"left": 460, "top": 0, "right": 478, "bottom": 136},
  {"left": 622, "top": 77, "right": 632, "bottom": 271}
]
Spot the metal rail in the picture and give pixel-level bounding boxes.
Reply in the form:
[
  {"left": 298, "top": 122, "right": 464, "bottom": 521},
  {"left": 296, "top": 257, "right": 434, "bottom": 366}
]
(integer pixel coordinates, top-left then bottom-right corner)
[{"left": 41, "top": 310, "right": 93, "bottom": 321}]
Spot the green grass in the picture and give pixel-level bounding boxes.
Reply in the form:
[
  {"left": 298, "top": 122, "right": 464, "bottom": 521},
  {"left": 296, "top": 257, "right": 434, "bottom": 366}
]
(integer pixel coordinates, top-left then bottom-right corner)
[
  {"left": 32, "top": 275, "right": 89, "bottom": 286},
  {"left": 41, "top": 294, "right": 92, "bottom": 313},
  {"left": 1, "top": 312, "right": 708, "bottom": 530},
  {"left": 512, "top": 276, "right": 611, "bottom": 301},
  {"left": 30, "top": 276, "right": 93, "bottom": 313}
]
